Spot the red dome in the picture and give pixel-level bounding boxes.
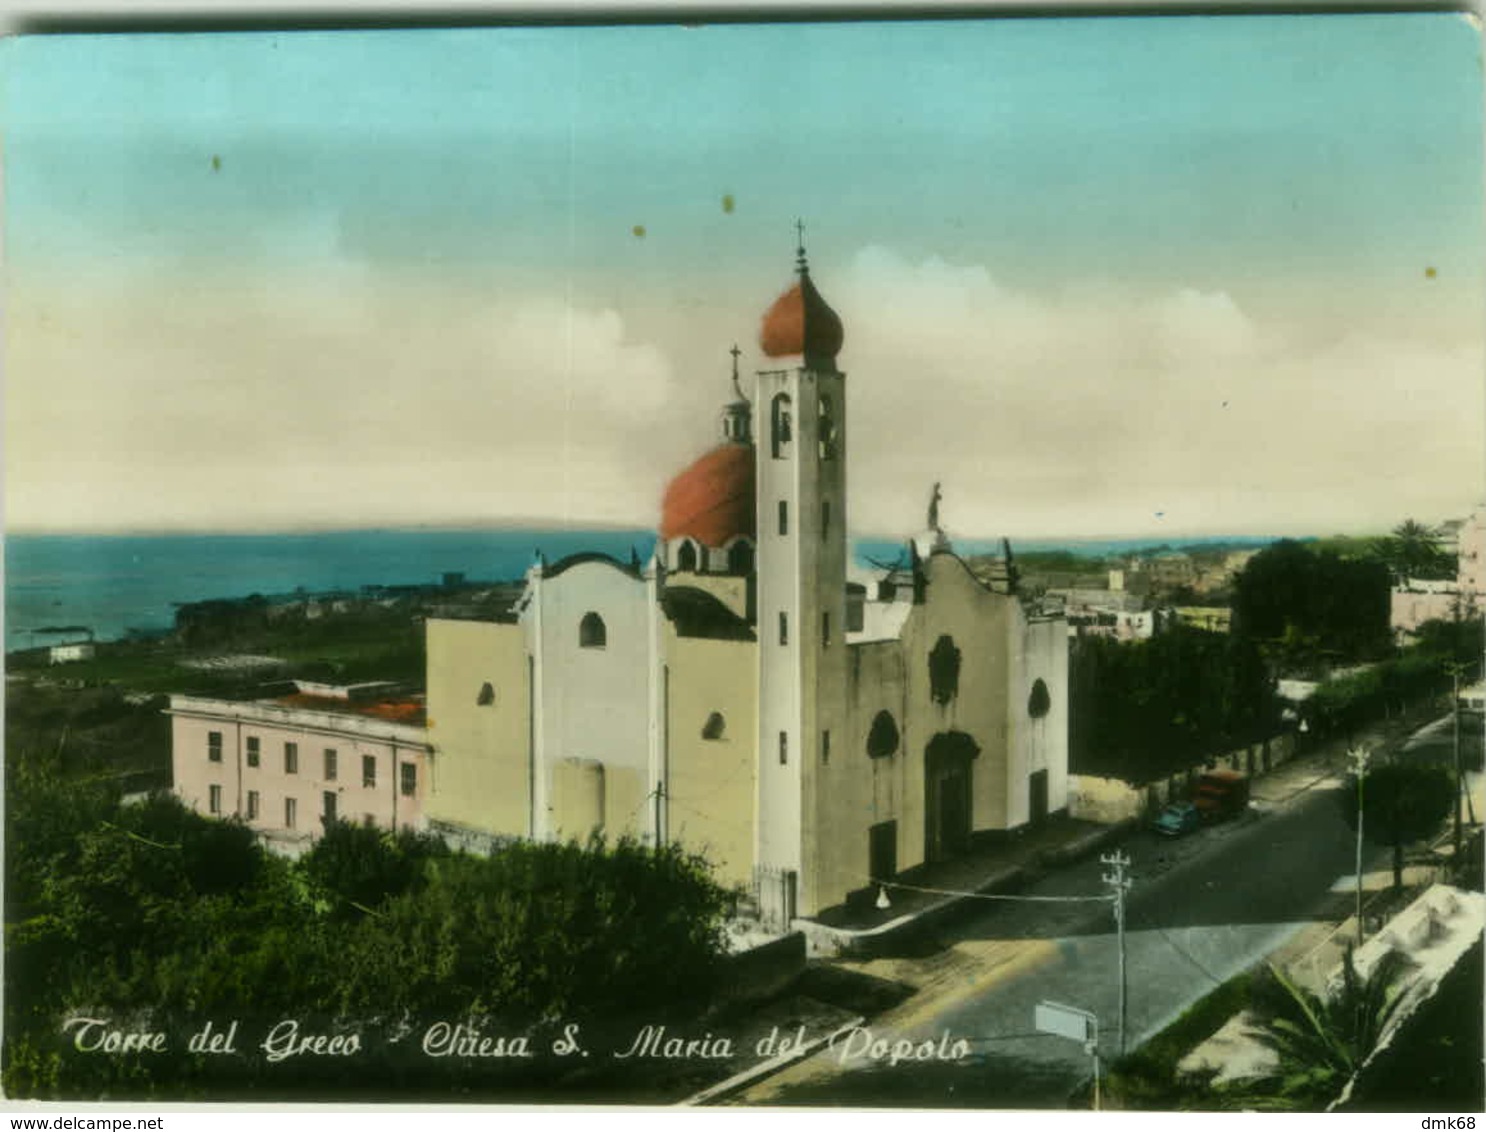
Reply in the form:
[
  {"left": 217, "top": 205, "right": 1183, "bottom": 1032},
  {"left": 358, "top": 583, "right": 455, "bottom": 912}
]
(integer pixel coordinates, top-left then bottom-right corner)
[
  {"left": 659, "top": 442, "right": 756, "bottom": 547},
  {"left": 760, "top": 270, "right": 844, "bottom": 361}
]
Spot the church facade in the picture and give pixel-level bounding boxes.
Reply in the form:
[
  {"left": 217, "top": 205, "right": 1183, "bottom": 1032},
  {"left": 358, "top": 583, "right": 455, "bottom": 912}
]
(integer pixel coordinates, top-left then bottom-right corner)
[{"left": 423, "top": 244, "right": 1069, "bottom": 923}]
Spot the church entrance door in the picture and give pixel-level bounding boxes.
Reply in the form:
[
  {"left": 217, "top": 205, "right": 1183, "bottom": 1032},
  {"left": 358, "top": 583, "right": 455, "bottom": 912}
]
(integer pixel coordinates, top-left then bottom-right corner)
[{"left": 924, "top": 731, "right": 978, "bottom": 863}]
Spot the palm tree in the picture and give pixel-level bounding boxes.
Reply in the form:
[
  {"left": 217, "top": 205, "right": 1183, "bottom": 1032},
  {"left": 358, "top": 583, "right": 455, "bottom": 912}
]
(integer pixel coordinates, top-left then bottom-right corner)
[
  {"left": 1383, "top": 519, "right": 1454, "bottom": 581},
  {"left": 1240, "top": 945, "right": 1410, "bottom": 1110}
]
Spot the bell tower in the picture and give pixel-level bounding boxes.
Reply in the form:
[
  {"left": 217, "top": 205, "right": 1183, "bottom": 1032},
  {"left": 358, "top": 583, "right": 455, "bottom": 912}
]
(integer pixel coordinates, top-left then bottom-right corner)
[{"left": 753, "top": 229, "right": 848, "bottom": 923}]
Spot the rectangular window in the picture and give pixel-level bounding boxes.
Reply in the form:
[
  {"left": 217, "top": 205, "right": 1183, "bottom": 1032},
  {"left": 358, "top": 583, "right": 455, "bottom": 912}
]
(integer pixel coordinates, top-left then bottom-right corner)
[
  {"left": 401, "top": 762, "right": 417, "bottom": 797},
  {"left": 246, "top": 790, "right": 260, "bottom": 821},
  {"left": 324, "top": 748, "right": 338, "bottom": 781},
  {"left": 245, "top": 735, "right": 259, "bottom": 767},
  {"left": 323, "top": 791, "right": 338, "bottom": 824},
  {"left": 822, "top": 730, "right": 831, "bottom": 765},
  {"left": 822, "top": 612, "right": 831, "bottom": 647},
  {"left": 284, "top": 742, "right": 298, "bottom": 774},
  {"left": 208, "top": 784, "right": 222, "bottom": 814},
  {"left": 208, "top": 731, "right": 223, "bottom": 763},
  {"left": 779, "top": 731, "right": 788, "bottom": 766},
  {"left": 779, "top": 611, "right": 789, "bottom": 646},
  {"left": 778, "top": 499, "right": 788, "bottom": 536},
  {"left": 822, "top": 499, "right": 831, "bottom": 537},
  {"left": 363, "top": 754, "right": 377, "bottom": 789},
  {"left": 284, "top": 797, "right": 297, "bottom": 830}
]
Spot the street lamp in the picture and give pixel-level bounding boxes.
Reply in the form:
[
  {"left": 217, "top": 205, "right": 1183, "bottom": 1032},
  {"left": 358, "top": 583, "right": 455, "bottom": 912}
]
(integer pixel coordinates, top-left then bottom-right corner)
[{"left": 1347, "top": 745, "right": 1371, "bottom": 947}]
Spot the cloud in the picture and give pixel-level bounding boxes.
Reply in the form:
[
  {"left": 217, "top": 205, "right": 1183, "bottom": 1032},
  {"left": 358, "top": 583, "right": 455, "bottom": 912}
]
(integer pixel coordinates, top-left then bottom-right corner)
[
  {"left": 834, "top": 245, "right": 1482, "bottom": 538},
  {"left": 6, "top": 243, "right": 1481, "bottom": 539},
  {"left": 5, "top": 271, "right": 688, "bottom": 532}
]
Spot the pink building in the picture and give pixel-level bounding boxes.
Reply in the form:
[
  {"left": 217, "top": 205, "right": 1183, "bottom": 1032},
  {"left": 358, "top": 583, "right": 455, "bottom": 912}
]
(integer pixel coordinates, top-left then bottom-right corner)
[{"left": 169, "top": 681, "right": 431, "bottom": 851}]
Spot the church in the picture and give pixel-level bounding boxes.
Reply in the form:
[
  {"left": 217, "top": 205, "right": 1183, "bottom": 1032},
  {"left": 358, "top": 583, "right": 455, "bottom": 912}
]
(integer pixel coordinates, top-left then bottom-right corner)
[{"left": 423, "top": 240, "right": 1069, "bottom": 925}]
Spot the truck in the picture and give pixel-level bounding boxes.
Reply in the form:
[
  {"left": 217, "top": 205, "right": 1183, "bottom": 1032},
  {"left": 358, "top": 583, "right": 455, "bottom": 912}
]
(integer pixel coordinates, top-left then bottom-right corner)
[{"left": 1191, "top": 769, "right": 1249, "bottom": 822}]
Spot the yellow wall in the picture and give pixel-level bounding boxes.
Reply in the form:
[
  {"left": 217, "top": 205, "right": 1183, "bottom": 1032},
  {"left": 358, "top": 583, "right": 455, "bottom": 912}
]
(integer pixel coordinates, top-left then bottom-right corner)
[
  {"left": 425, "top": 618, "right": 530, "bottom": 837},
  {"left": 551, "top": 756, "right": 605, "bottom": 840},
  {"left": 665, "top": 631, "right": 758, "bottom": 890}
]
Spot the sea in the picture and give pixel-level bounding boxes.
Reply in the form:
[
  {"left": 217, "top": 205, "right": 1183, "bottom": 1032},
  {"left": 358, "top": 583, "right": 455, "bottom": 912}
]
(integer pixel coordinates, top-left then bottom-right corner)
[{"left": 2, "top": 527, "right": 1272, "bottom": 655}]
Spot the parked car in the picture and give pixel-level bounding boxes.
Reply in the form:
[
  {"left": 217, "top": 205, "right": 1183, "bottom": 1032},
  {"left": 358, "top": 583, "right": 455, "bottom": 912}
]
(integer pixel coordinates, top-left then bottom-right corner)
[
  {"left": 1153, "top": 801, "right": 1201, "bottom": 837},
  {"left": 1192, "top": 769, "right": 1250, "bottom": 822}
]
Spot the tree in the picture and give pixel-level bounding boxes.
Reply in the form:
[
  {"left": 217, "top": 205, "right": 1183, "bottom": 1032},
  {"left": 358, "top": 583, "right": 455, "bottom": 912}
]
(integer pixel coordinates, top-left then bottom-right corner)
[
  {"left": 1232, "top": 540, "right": 1391, "bottom": 672},
  {"left": 301, "top": 819, "right": 448, "bottom": 919},
  {"left": 1339, "top": 761, "right": 1455, "bottom": 890},
  {"left": 1243, "top": 945, "right": 1409, "bottom": 1110},
  {"left": 1376, "top": 520, "right": 1455, "bottom": 582}
]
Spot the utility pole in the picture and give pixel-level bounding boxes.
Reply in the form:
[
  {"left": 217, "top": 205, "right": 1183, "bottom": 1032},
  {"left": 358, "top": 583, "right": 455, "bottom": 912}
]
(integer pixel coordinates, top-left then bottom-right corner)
[
  {"left": 1348, "top": 745, "right": 1371, "bottom": 947},
  {"left": 652, "top": 781, "right": 667, "bottom": 847},
  {"left": 1445, "top": 661, "right": 1470, "bottom": 860},
  {"left": 1101, "top": 850, "right": 1132, "bottom": 1056}
]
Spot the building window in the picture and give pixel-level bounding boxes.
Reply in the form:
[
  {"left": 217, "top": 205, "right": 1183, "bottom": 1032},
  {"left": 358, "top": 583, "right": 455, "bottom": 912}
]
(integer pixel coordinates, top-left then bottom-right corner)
[
  {"left": 245, "top": 736, "right": 259, "bottom": 767},
  {"left": 285, "top": 797, "right": 297, "bottom": 830},
  {"left": 208, "top": 731, "right": 223, "bottom": 763},
  {"left": 477, "top": 682, "right": 495, "bottom": 707},
  {"left": 822, "top": 499, "right": 831, "bottom": 538},
  {"left": 779, "top": 731, "right": 788, "bottom": 765},
  {"left": 363, "top": 755, "right": 377, "bottom": 789},
  {"left": 208, "top": 784, "right": 222, "bottom": 815},
  {"left": 779, "top": 611, "right": 789, "bottom": 646},
  {"left": 324, "top": 748, "right": 338, "bottom": 780},
  {"left": 822, "top": 612, "right": 831, "bottom": 647},
  {"left": 579, "top": 611, "right": 607, "bottom": 649},
  {"left": 246, "top": 790, "right": 260, "bottom": 820},
  {"left": 929, "top": 635, "right": 962, "bottom": 705},
  {"left": 1029, "top": 678, "right": 1052, "bottom": 719},
  {"left": 678, "top": 540, "right": 698, "bottom": 572},
  {"left": 702, "top": 711, "right": 726, "bottom": 740},
  {"left": 323, "top": 791, "right": 338, "bottom": 825},
  {"left": 778, "top": 499, "right": 789, "bottom": 536},
  {"left": 867, "top": 710, "right": 901, "bottom": 759},
  {"left": 771, "top": 392, "right": 793, "bottom": 459},
  {"left": 401, "top": 762, "right": 417, "bottom": 797},
  {"left": 284, "top": 742, "right": 298, "bottom": 774},
  {"left": 728, "top": 539, "right": 754, "bottom": 575},
  {"left": 819, "top": 394, "right": 838, "bottom": 459},
  {"left": 821, "top": 730, "right": 831, "bottom": 765}
]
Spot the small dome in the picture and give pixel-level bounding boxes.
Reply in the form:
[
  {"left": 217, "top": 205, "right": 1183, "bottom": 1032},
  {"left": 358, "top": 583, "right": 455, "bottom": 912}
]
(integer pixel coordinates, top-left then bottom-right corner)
[
  {"left": 659, "top": 442, "right": 756, "bottom": 547},
  {"left": 760, "top": 269, "right": 844, "bottom": 362}
]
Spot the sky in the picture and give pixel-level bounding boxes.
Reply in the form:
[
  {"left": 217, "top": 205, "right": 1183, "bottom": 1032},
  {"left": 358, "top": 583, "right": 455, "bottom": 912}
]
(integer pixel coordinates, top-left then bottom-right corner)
[{"left": 4, "top": 14, "right": 1484, "bottom": 540}]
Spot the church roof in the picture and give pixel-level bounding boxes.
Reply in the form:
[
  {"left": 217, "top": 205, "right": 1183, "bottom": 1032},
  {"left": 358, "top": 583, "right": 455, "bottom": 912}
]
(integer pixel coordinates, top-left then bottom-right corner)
[
  {"left": 660, "top": 585, "right": 755, "bottom": 641},
  {"left": 659, "top": 441, "right": 756, "bottom": 548},
  {"left": 759, "top": 256, "right": 844, "bottom": 363}
]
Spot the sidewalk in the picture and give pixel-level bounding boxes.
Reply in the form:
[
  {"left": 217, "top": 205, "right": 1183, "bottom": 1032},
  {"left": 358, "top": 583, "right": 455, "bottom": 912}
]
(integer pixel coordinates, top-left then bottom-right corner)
[{"left": 799, "top": 815, "right": 1129, "bottom": 955}]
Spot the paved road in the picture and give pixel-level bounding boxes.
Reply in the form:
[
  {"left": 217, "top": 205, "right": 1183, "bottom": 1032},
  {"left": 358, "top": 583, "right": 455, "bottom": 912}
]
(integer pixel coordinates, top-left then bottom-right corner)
[{"left": 742, "top": 747, "right": 1409, "bottom": 1108}]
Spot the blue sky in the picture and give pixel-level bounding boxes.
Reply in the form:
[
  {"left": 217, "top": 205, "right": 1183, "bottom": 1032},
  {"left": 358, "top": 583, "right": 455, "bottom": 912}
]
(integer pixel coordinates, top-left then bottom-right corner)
[{"left": 4, "top": 15, "right": 1483, "bottom": 536}]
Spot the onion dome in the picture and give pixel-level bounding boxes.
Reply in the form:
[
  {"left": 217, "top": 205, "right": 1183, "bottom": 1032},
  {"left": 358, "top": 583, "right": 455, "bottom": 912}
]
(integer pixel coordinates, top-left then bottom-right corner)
[
  {"left": 659, "top": 442, "right": 756, "bottom": 547},
  {"left": 759, "top": 242, "right": 844, "bottom": 364}
]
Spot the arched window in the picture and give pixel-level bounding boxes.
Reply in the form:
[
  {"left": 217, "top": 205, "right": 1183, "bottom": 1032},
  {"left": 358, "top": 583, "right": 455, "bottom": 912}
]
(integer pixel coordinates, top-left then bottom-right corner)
[
  {"left": 702, "top": 712, "right": 726, "bottom": 740},
  {"left": 677, "top": 540, "right": 698, "bottom": 573},
  {"left": 771, "top": 393, "right": 793, "bottom": 459},
  {"left": 867, "top": 710, "right": 900, "bottom": 759},
  {"left": 476, "top": 681, "right": 496, "bottom": 707},
  {"left": 1028, "top": 678, "right": 1051, "bottom": 719},
  {"left": 929, "top": 635, "right": 961, "bottom": 705},
  {"left": 727, "top": 539, "right": 754, "bottom": 576},
  {"left": 818, "top": 394, "right": 838, "bottom": 459},
  {"left": 579, "top": 612, "right": 607, "bottom": 649}
]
